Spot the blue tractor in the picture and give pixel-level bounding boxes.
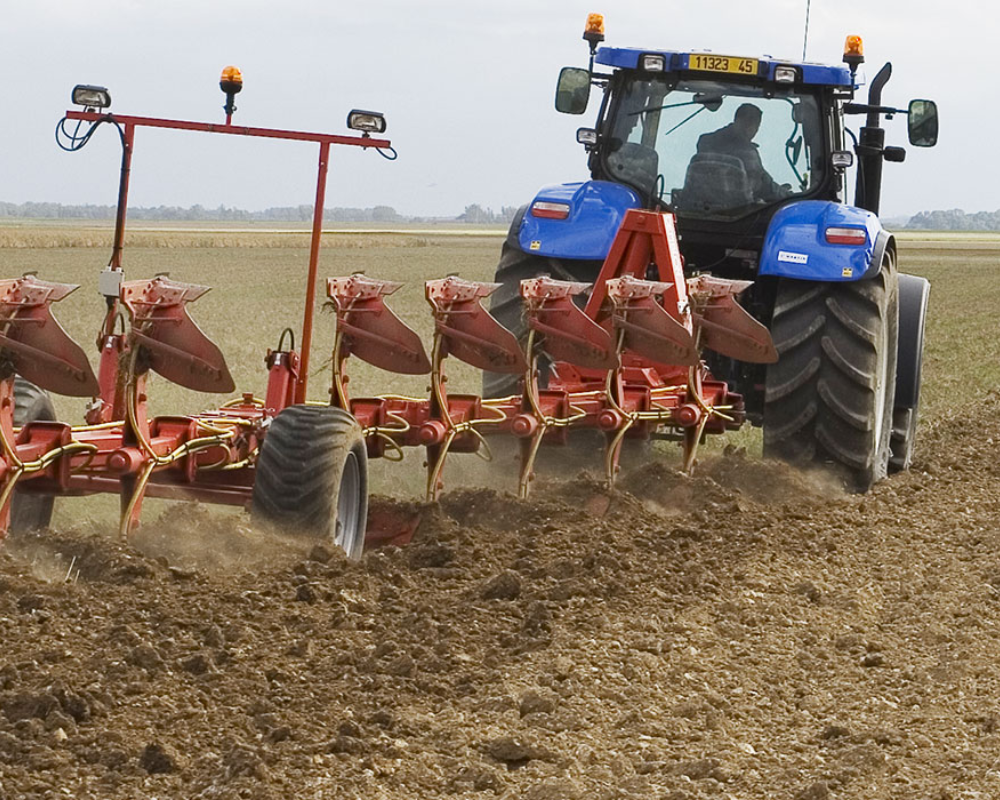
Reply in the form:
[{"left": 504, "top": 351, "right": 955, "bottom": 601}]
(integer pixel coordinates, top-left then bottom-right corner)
[{"left": 486, "top": 15, "right": 939, "bottom": 490}]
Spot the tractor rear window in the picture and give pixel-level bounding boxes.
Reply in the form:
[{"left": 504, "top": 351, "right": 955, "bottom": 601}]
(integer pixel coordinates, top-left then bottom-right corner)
[{"left": 603, "top": 77, "right": 825, "bottom": 218}]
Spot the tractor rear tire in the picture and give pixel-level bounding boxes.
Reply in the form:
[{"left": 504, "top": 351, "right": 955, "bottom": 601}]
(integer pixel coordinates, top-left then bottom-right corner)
[
  {"left": 483, "top": 240, "right": 602, "bottom": 399},
  {"left": 888, "top": 406, "right": 918, "bottom": 473},
  {"left": 252, "top": 405, "right": 368, "bottom": 559},
  {"left": 763, "top": 253, "right": 899, "bottom": 491},
  {"left": 887, "top": 273, "right": 929, "bottom": 474},
  {"left": 11, "top": 378, "right": 56, "bottom": 533}
]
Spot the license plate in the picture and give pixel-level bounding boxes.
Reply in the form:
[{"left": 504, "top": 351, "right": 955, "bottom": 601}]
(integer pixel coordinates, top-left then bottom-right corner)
[{"left": 687, "top": 54, "right": 758, "bottom": 76}]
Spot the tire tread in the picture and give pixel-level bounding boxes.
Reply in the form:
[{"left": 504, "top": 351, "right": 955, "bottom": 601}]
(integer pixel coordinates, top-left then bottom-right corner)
[
  {"left": 252, "top": 405, "right": 367, "bottom": 556},
  {"left": 11, "top": 377, "right": 56, "bottom": 532},
  {"left": 763, "top": 257, "right": 899, "bottom": 490}
]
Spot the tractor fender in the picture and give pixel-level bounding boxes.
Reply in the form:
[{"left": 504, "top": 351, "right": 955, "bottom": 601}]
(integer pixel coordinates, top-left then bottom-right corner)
[
  {"left": 759, "top": 200, "right": 888, "bottom": 282},
  {"left": 895, "top": 273, "right": 930, "bottom": 410},
  {"left": 515, "top": 180, "right": 642, "bottom": 260},
  {"left": 504, "top": 204, "right": 529, "bottom": 247}
]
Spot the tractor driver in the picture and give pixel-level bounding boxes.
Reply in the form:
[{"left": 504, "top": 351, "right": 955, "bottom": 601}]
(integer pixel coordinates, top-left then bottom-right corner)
[{"left": 696, "top": 103, "right": 791, "bottom": 203}]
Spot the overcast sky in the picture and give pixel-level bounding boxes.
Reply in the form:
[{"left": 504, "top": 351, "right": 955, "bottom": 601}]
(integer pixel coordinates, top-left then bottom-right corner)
[{"left": 0, "top": 1, "right": 986, "bottom": 219}]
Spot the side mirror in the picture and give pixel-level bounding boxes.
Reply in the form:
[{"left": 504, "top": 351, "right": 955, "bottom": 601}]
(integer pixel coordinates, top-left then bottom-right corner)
[
  {"left": 555, "top": 67, "right": 591, "bottom": 115},
  {"left": 907, "top": 99, "right": 938, "bottom": 147}
]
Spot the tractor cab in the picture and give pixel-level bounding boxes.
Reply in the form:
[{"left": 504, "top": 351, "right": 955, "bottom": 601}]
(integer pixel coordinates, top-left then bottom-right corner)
[{"left": 569, "top": 49, "right": 847, "bottom": 224}]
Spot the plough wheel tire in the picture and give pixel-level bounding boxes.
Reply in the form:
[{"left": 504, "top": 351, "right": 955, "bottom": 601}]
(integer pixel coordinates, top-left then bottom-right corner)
[
  {"left": 11, "top": 378, "right": 56, "bottom": 533},
  {"left": 252, "top": 405, "right": 368, "bottom": 559},
  {"left": 763, "top": 253, "right": 899, "bottom": 491},
  {"left": 888, "top": 406, "right": 918, "bottom": 473},
  {"left": 483, "top": 240, "right": 602, "bottom": 399}
]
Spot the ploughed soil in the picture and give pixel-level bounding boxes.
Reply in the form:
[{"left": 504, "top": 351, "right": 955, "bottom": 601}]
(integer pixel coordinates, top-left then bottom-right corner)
[{"left": 2, "top": 394, "right": 1000, "bottom": 799}]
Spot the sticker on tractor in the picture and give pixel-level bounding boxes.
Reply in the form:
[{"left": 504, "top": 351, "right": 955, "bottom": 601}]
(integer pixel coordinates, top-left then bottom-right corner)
[
  {"left": 842, "top": 267, "right": 853, "bottom": 277},
  {"left": 530, "top": 240, "right": 541, "bottom": 251},
  {"left": 777, "top": 251, "right": 808, "bottom": 264}
]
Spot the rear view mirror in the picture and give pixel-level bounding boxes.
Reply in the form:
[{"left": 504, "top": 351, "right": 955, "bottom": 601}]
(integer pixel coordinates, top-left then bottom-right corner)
[
  {"left": 693, "top": 93, "right": 723, "bottom": 112},
  {"left": 907, "top": 99, "right": 938, "bottom": 147},
  {"left": 555, "top": 67, "right": 591, "bottom": 115}
]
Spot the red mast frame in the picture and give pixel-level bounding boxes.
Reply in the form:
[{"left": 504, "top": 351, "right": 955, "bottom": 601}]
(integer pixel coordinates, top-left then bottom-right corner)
[{"left": 65, "top": 109, "right": 391, "bottom": 403}]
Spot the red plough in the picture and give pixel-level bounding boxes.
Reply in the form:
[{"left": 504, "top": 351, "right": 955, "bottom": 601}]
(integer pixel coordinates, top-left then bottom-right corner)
[
  {"left": 4, "top": 72, "right": 776, "bottom": 555},
  {"left": 325, "top": 206, "right": 776, "bottom": 507}
]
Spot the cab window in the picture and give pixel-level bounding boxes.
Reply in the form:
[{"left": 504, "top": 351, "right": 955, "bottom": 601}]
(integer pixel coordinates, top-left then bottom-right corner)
[{"left": 603, "top": 77, "right": 825, "bottom": 218}]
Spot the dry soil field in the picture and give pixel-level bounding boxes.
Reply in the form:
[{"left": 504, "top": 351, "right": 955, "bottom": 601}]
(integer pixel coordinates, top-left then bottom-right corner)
[{"left": 0, "top": 227, "right": 998, "bottom": 799}]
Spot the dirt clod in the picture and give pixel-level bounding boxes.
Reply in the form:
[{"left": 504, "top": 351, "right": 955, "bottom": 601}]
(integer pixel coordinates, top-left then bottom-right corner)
[
  {"left": 671, "top": 758, "right": 725, "bottom": 781},
  {"left": 519, "top": 690, "right": 556, "bottom": 717},
  {"left": 486, "top": 735, "right": 554, "bottom": 765},
  {"left": 180, "top": 653, "right": 213, "bottom": 675},
  {"left": 480, "top": 570, "right": 522, "bottom": 600},
  {"left": 223, "top": 744, "right": 266, "bottom": 780},
  {"left": 139, "top": 743, "right": 179, "bottom": 774},
  {"left": 795, "top": 781, "right": 831, "bottom": 800},
  {"left": 126, "top": 645, "right": 164, "bottom": 672}
]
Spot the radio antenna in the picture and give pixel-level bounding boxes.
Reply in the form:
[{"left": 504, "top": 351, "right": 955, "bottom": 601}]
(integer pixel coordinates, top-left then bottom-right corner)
[{"left": 802, "top": 0, "right": 812, "bottom": 61}]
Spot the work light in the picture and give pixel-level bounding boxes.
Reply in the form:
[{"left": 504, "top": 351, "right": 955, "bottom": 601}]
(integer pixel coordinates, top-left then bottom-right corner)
[
  {"left": 72, "top": 85, "right": 111, "bottom": 109},
  {"left": 774, "top": 66, "right": 798, "bottom": 83},
  {"left": 831, "top": 151, "right": 854, "bottom": 169},
  {"left": 641, "top": 54, "right": 666, "bottom": 72},
  {"left": 347, "top": 110, "right": 387, "bottom": 134}
]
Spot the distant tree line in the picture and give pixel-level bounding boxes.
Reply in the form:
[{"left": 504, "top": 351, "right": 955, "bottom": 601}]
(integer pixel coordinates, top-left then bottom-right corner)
[
  {"left": 457, "top": 204, "right": 520, "bottom": 224},
  {"left": 9, "top": 201, "right": 1000, "bottom": 230},
  {"left": 906, "top": 209, "right": 1000, "bottom": 231},
  {"left": 0, "top": 201, "right": 519, "bottom": 224}
]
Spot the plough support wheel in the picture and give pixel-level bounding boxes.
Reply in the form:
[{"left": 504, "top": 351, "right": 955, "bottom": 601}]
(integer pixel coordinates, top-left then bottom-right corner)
[
  {"left": 10, "top": 378, "right": 56, "bottom": 533},
  {"left": 252, "top": 405, "right": 369, "bottom": 559}
]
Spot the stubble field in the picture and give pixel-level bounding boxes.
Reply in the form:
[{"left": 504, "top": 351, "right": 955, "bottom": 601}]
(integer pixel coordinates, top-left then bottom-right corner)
[{"left": 0, "top": 225, "right": 998, "bottom": 798}]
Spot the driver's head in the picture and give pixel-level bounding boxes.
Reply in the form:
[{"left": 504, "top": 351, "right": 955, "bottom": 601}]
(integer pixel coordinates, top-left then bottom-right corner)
[{"left": 734, "top": 103, "right": 763, "bottom": 139}]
